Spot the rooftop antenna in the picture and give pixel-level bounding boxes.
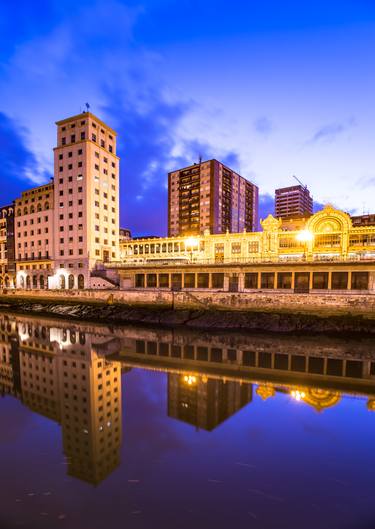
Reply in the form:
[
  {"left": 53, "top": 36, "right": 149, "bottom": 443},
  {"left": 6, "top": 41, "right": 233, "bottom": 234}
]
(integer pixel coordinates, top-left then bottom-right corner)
[
  {"left": 198, "top": 154, "right": 202, "bottom": 164},
  {"left": 85, "top": 102, "right": 90, "bottom": 113}
]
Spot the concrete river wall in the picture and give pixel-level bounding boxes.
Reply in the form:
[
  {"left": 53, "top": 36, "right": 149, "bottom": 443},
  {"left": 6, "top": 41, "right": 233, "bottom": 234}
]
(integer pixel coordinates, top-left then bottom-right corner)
[{"left": 0, "top": 289, "right": 375, "bottom": 334}]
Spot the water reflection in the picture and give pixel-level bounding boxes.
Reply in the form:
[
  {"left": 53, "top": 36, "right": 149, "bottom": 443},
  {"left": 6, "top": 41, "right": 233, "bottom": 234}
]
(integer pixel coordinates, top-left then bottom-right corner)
[{"left": 1, "top": 311, "right": 375, "bottom": 488}]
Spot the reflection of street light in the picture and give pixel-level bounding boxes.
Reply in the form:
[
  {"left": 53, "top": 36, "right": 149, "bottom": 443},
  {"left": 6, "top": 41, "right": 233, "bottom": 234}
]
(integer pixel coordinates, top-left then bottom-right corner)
[
  {"left": 291, "top": 390, "right": 306, "bottom": 402},
  {"left": 185, "top": 236, "right": 199, "bottom": 262},
  {"left": 296, "top": 230, "right": 313, "bottom": 260},
  {"left": 183, "top": 375, "right": 197, "bottom": 385}
]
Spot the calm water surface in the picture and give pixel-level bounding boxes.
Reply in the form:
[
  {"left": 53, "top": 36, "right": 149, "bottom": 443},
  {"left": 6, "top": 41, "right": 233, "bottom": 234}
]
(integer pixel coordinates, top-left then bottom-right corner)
[{"left": 1, "top": 311, "right": 375, "bottom": 529}]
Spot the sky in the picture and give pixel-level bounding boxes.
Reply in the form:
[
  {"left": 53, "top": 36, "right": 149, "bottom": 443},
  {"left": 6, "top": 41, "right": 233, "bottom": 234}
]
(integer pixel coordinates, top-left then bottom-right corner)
[{"left": 0, "top": 0, "right": 375, "bottom": 236}]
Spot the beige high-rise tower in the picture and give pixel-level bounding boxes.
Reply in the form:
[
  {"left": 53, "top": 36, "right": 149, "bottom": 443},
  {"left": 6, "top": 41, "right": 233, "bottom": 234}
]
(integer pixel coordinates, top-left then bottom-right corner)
[{"left": 53, "top": 112, "right": 120, "bottom": 289}]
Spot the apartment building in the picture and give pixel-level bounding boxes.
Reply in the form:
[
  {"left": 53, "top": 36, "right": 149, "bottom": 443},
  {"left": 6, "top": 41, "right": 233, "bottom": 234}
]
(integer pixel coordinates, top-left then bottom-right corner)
[
  {"left": 275, "top": 185, "right": 313, "bottom": 219},
  {"left": 14, "top": 182, "right": 54, "bottom": 289},
  {"left": 0, "top": 111, "right": 121, "bottom": 290},
  {"left": 168, "top": 160, "right": 258, "bottom": 236},
  {"left": 0, "top": 204, "right": 16, "bottom": 288},
  {"left": 52, "top": 112, "right": 120, "bottom": 289}
]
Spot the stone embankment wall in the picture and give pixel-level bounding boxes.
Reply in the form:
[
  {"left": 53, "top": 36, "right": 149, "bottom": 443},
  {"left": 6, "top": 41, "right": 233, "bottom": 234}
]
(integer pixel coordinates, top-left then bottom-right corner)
[{"left": 1, "top": 288, "right": 375, "bottom": 316}]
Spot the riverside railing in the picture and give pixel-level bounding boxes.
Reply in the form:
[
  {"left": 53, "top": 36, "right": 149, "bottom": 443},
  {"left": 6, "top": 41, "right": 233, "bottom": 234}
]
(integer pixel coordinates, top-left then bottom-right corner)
[{"left": 106, "top": 253, "right": 375, "bottom": 268}]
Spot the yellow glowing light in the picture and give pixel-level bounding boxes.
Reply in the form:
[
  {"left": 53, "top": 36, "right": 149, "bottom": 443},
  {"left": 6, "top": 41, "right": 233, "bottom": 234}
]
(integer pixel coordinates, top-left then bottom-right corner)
[
  {"left": 296, "top": 230, "right": 314, "bottom": 242},
  {"left": 291, "top": 390, "right": 306, "bottom": 401},
  {"left": 183, "top": 375, "right": 197, "bottom": 385},
  {"left": 185, "top": 237, "right": 199, "bottom": 249}
]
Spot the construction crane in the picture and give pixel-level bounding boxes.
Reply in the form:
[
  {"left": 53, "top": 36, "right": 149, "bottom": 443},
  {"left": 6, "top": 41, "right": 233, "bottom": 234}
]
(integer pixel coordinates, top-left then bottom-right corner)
[{"left": 292, "top": 175, "right": 307, "bottom": 189}]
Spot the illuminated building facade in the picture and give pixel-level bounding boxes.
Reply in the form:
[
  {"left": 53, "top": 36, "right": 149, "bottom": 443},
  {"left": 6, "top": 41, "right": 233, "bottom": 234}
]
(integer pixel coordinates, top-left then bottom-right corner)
[
  {"left": 275, "top": 184, "right": 313, "bottom": 219},
  {"left": 52, "top": 112, "right": 120, "bottom": 289},
  {"left": 0, "top": 204, "right": 16, "bottom": 288},
  {"left": 118, "top": 206, "right": 375, "bottom": 292},
  {"left": 14, "top": 182, "right": 55, "bottom": 289},
  {"left": 2, "top": 111, "right": 120, "bottom": 290},
  {"left": 168, "top": 159, "right": 258, "bottom": 236}
]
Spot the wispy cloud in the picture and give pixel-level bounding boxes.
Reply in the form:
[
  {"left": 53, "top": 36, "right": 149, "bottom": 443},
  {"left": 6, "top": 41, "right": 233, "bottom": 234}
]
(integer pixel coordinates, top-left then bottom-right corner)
[
  {"left": 307, "top": 117, "right": 356, "bottom": 144},
  {"left": 357, "top": 175, "right": 375, "bottom": 189},
  {"left": 254, "top": 116, "right": 273, "bottom": 136},
  {"left": 0, "top": 112, "right": 52, "bottom": 203}
]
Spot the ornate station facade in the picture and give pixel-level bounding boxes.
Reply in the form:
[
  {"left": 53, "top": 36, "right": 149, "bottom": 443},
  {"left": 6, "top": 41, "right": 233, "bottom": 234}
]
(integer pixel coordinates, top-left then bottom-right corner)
[{"left": 117, "top": 206, "right": 375, "bottom": 292}]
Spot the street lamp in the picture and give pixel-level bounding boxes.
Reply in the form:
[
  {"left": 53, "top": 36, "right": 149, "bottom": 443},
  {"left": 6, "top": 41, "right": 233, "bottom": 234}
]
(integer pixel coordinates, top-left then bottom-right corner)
[
  {"left": 185, "top": 236, "right": 199, "bottom": 262},
  {"left": 296, "top": 229, "right": 313, "bottom": 260}
]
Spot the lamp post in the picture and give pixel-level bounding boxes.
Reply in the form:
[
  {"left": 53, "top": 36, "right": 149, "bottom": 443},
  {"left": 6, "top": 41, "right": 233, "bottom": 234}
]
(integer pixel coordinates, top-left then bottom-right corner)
[
  {"left": 296, "top": 229, "right": 313, "bottom": 261},
  {"left": 185, "top": 236, "right": 199, "bottom": 263}
]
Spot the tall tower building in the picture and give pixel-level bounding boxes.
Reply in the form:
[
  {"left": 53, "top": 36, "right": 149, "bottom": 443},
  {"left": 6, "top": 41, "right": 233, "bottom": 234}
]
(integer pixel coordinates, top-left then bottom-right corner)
[
  {"left": 275, "top": 185, "right": 313, "bottom": 219},
  {"left": 168, "top": 159, "right": 258, "bottom": 237},
  {"left": 53, "top": 112, "right": 120, "bottom": 289}
]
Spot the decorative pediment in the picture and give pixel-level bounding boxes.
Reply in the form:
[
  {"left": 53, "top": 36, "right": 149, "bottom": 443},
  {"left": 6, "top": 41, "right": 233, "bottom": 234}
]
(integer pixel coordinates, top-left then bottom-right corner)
[
  {"left": 260, "top": 214, "right": 282, "bottom": 232},
  {"left": 306, "top": 205, "right": 352, "bottom": 234}
]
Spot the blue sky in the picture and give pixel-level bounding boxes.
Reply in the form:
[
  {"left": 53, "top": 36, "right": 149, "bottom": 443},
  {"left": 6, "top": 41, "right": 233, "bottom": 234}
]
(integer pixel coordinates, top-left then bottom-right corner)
[{"left": 1, "top": 0, "right": 375, "bottom": 235}]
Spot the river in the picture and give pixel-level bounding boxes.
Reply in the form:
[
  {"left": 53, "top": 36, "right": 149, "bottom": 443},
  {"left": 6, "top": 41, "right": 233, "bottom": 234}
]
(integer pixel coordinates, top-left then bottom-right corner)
[{"left": 0, "top": 311, "right": 374, "bottom": 529}]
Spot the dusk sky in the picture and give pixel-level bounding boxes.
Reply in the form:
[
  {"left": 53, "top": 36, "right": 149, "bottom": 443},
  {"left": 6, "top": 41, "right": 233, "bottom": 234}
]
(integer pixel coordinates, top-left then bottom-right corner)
[{"left": 1, "top": 0, "right": 375, "bottom": 235}]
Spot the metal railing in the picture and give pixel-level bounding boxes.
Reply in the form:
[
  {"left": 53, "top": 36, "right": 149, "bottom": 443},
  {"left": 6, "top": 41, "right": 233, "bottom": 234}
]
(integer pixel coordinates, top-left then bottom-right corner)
[{"left": 106, "top": 253, "right": 375, "bottom": 268}]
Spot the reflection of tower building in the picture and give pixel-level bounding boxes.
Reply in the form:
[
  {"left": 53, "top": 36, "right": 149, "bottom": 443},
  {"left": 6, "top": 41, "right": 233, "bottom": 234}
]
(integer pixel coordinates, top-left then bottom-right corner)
[
  {"left": 167, "top": 374, "right": 252, "bottom": 431},
  {"left": 55, "top": 328, "right": 122, "bottom": 485},
  {"left": 12, "top": 316, "right": 123, "bottom": 486}
]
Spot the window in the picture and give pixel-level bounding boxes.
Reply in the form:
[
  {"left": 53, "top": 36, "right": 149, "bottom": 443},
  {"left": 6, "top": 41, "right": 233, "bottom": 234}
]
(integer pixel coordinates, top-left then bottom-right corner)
[
  {"left": 245, "top": 273, "right": 258, "bottom": 289},
  {"left": 92, "top": 133, "right": 97, "bottom": 142},
  {"left": 231, "top": 242, "right": 241, "bottom": 254},
  {"left": 248, "top": 241, "right": 259, "bottom": 253}
]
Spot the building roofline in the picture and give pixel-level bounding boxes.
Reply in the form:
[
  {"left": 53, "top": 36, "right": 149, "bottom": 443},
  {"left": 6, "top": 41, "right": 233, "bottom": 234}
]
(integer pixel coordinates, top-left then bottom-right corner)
[
  {"left": 55, "top": 111, "right": 117, "bottom": 136},
  {"left": 168, "top": 158, "right": 258, "bottom": 186},
  {"left": 14, "top": 181, "right": 54, "bottom": 200}
]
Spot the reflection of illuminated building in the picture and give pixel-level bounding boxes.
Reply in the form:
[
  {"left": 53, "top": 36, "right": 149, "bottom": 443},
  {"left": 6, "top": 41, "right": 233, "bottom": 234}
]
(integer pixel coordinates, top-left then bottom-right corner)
[
  {"left": 0, "top": 317, "right": 20, "bottom": 397},
  {"left": 58, "top": 334, "right": 122, "bottom": 485},
  {"left": 1, "top": 314, "right": 122, "bottom": 486},
  {"left": 291, "top": 387, "right": 341, "bottom": 411},
  {"left": 167, "top": 373, "right": 252, "bottom": 430}
]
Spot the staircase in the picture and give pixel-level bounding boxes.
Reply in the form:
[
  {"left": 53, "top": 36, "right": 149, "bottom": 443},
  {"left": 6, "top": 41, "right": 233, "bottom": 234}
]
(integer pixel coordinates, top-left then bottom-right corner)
[{"left": 90, "top": 269, "right": 120, "bottom": 288}]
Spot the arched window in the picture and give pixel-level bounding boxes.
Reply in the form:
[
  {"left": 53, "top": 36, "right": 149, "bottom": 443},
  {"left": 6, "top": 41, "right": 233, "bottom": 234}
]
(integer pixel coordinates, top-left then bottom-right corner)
[
  {"left": 70, "top": 331, "right": 76, "bottom": 344},
  {"left": 23, "top": 207, "right": 28, "bottom": 215},
  {"left": 45, "top": 202, "right": 50, "bottom": 210},
  {"left": 32, "top": 275, "right": 38, "bottom": 289},
  {"left": 30, "top": 206, "right": 35, "bottom": 214},
  {"left": 26, "top": 276, "right": 31, "bottom": 289},
  {"left": 78, "top": 274, "right": 84, "bottom": 289},
  {"left": 40, "top": 275, "right": 45, "bottom": 289},
  {"left": 60, "top": 275, "right": 66, "bottom": 289},
  {"left": 79, "top": 332, "right": 86, "bottom": 345},
  {"left": 17, "top": 209, "right": 21, "bottom": 217},
  {"left": 68, "top": 274, "right": 74, "bottom": 289},
  {"left": 19, "top": 276, "right": 25, "bottom": 289},
  {"left": 37, "top": 203, "right": 42, "bottom": 212}
]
